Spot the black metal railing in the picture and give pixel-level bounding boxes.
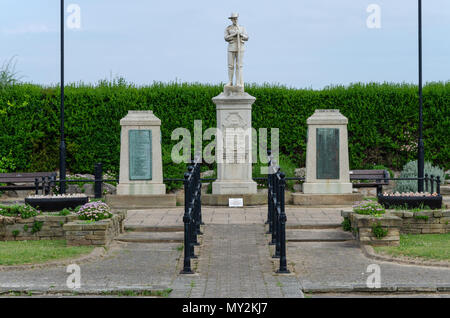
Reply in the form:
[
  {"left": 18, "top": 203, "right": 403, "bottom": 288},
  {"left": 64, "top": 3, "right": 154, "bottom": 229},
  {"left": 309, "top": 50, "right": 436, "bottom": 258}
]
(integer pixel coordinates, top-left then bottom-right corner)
[
  {"left": 266, "top": 155, "right": 290, "bottom": 274},
  {"left": 374, "top": 174, "right": 442, "bottom": 195},
  {"left": 180, "top": 159, "right": 203, "bottom": 274}
]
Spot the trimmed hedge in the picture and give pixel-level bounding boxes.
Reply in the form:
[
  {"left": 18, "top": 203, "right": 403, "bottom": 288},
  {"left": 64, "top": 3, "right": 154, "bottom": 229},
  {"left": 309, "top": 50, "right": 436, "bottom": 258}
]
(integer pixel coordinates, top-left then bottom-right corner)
[{"left": 0, "top": 81, "right": 448, "bottom": 182}]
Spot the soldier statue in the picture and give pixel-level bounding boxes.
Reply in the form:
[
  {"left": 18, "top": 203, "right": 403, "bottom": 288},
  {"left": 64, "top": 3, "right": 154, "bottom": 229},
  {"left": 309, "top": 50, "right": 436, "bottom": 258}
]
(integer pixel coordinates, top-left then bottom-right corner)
[{"left": 224, "top": 13, "right": 248, "bottom": 88}]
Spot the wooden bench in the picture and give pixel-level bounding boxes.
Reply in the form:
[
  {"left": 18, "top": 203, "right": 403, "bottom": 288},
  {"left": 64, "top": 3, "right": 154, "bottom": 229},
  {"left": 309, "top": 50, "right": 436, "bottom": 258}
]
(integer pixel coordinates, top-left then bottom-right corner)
[
  {"left": 0, "top": 172, "right": 57, "bottom": 195},
  {"left": 349, "top": 170, "right": 390, "bottom": 196}
]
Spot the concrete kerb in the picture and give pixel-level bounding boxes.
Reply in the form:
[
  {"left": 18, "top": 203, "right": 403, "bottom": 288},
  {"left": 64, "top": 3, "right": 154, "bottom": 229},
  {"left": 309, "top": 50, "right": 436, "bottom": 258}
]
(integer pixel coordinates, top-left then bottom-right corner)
[
  {"left": 0, "top": 246, "right": 107, "bottom": 272},
  {"left": 361, "top": 244, "right": 450, "bottom": 268}
]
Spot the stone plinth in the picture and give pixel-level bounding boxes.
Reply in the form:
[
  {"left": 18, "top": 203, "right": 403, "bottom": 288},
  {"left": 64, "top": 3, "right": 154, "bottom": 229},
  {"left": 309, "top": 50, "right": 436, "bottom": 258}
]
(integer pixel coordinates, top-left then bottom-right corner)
[
  {"left": 341, "top": 211, "right": 401, "bottom": 246},
  {"left": 117, "top": 111, "right": 165, "bottom": 195},
  {"left": 211, "top": 90, "right": 257, "bottom": 195},
  {"left": 105, "top": 194, "right": 176, "bottom": 209},
  {"left": 303, "top": 109, "right": 352, "bottom": 194},
  {"left": 292, "top": 193, "right": 363, "bottom": 206}
]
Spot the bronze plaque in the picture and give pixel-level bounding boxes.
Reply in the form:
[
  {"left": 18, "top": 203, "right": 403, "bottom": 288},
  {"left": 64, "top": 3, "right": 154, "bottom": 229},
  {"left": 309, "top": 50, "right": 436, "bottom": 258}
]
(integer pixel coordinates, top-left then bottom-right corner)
[
  {"left": 129, "top": 130, "right": 152, "bottom": 180},
  {"left": 316, "top": 128, "right": 339, "bottom": 179}
]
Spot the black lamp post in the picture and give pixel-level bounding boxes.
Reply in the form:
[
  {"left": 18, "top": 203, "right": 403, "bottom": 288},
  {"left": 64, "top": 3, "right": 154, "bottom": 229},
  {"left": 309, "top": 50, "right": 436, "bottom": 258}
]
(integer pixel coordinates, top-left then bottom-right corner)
[
  {"left": 417, "top": 0, "right": 424, "bottom": 192},
  {"left": 59, "top": 0, "right": 67, "bottom": 194}
]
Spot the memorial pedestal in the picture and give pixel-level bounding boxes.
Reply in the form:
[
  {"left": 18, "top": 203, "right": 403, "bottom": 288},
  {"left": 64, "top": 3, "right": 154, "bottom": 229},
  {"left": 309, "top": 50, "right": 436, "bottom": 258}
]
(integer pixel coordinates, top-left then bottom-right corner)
[
  {"left": 303, "top": 109, "right": 353, "bottom": 194},
  {"left": 211, "top": 89, "right": 257, "bottom": 195},
  {"left": 116, "top": 111, "right": 166, "bottom": 195}
]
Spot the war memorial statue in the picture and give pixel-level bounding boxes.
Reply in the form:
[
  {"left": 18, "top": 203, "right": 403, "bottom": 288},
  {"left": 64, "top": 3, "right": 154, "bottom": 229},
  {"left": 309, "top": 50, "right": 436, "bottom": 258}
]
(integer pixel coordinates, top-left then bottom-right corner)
[{"left": 224, "top": 13, "right": 249, "bottom": 89}]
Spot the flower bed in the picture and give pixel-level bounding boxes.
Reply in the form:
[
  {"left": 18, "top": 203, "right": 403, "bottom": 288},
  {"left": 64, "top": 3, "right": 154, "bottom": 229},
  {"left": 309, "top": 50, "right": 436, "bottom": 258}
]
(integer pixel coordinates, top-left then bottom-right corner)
[
  {"left": 386, "top": 209, "right": 450, "bottom": 234},
  {"left": 0, "top": 213, "right": 77, "bottom": 241},
  {"left": 76, "top": 201, "right": 112, "bottom": 221},
  {"left": 64, "top": 211, "right": 126, "bottom": 246},
  {"left": 342, "top": 203, "right": 401, "bottom": 246},
  {"left": 378, "top": 192, "right": 442, "bottom": 210},
  {"left": 25, "top": 194, "right": 88, "bottom": 212}
]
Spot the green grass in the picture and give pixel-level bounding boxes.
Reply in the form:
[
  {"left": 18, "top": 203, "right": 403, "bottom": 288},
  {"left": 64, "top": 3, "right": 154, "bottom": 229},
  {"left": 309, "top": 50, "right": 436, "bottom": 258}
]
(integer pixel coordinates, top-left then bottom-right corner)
[
  {"left": 0, "top": 240, "right": 94, "bottom": 266},
  {"left": 374, "top": 233, "right": 450, "bottom": 261}
]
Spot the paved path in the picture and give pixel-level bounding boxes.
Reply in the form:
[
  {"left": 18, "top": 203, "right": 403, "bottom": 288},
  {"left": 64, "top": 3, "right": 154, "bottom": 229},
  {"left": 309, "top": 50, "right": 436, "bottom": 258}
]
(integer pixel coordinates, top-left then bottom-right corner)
[
  {"left": 125, "top": 206, "right": 344, "bottom": 228},
  {"left": 1, "top": 205, "right": 450, "bottom": 297},
  {"left": 169, "top": 224, "right": 303, "bottom": 298},
  {"left": 288, "top": 240, "right": 450, "bottom": 293},
  {"left": 0, "top": 242, "right": 180, "bottom": 294}
]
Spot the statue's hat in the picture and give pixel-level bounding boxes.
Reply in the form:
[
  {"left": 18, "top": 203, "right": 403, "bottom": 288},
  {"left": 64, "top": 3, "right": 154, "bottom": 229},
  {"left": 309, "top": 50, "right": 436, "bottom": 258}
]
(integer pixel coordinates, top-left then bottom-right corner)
[{"left": 228, "top": 13, "right": 239, "bottom": 19}]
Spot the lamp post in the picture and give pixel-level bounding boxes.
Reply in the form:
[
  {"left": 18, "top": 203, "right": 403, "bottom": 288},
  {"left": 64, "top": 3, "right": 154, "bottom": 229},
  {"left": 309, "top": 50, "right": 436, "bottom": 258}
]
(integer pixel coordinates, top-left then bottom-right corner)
[
  {"left": 417, "top": 0, "right": 424, "bottom": 192},
  {"left": 59, "top": 0, "right": 67, "bottom": 194}
]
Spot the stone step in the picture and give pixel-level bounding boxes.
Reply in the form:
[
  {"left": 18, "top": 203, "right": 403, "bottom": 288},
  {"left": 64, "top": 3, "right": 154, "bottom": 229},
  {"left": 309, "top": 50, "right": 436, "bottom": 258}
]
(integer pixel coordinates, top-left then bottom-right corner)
[
  {"left": 287, "top": 223, "right": 342, "bottom": 230},
  {"left": 124, "top": 225, "right": 183, "bottom": 232},
  {"left": 286, "top": 229, "right": 353, "bottom": 242},
  {"left": 440, "top": 185, "right": 450, "bottom": 195},
  {"left": 116, "top": 231, "right": 184, "bottom": 243},
  {"left": 443, "top": 196, "right": 450, "bottom": 209}
]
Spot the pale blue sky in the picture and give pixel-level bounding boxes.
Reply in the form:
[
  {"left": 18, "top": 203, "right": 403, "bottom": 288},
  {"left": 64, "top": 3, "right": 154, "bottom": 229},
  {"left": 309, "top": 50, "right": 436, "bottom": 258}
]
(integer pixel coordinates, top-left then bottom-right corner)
[{"left": 1, "top": 0, "right": 449, "bottom": 89}]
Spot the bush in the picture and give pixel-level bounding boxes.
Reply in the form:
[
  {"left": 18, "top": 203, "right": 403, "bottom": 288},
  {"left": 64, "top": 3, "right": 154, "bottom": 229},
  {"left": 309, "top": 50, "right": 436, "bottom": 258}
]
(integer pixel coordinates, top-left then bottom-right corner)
[
  {"left": 0, "top": 204, "right": 40, "bottom": 219},
  {"left": 353, "top": 200, "right": 385, "bottom": 216},
  {"left": 76, "top": 201, "right": 112, "bottom": 221},
  {"left": 372, "top": 222, "right": 388, "bottom": 239},
  {"left": 394, "top": 160, "right": 445, "bottom": 193}
]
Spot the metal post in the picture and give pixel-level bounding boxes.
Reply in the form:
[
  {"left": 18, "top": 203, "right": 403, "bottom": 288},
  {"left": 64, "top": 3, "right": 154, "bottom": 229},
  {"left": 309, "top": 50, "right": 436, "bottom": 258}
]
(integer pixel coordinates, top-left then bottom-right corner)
[
  {"left": 436, "top": 176, "right": 441, "bottom": 195},
  {"left": 417, "top": 0, "right": 425, "bottom": 192},
  {"left": 277, "top": 172, "right": 290, "bottom": 274},
  {"left": 267, "top": 171, "right": 273, "bottom": 234},
  {"left": 271, "top": 170, "right": 278, "bottom": 246},
  {"left": 425, "top": 173, "right": 429, "bottom": 192},
  {"left": 273, "top": 171, "right": 281, "bottom": 259},
  {"left": 59, "top": 0, "right": 67, "bottom": 194},
  {"left": 180, "top": 172, "right": 193, "bottom": 274},
  {"left": 35, "top": 178, "right": 39, "bottom": 195},
  {"left": 430, "top": 175, "right": 434, "bottom": 194},
  {"left": 266, "top": 150, "right": 272, "bottom": 225},
  {"left": 94, "top": 163, "right": 103, "bottom": 198}
]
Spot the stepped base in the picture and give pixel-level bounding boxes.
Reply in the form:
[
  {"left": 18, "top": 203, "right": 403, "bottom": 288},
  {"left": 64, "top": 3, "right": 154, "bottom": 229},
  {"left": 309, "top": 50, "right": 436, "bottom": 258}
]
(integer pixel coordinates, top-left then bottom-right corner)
[
  {"left": 202, "top": 193, "right": 266, "bottom": 206},
  {"left": 117, "top": 231, "right": 183, "bottom": 243},
  {"left": 105, "top": 194, "right": 176, "bottom": 209},
  {"left": 292, "top": 193, "right": 363, "bottom": 206}
]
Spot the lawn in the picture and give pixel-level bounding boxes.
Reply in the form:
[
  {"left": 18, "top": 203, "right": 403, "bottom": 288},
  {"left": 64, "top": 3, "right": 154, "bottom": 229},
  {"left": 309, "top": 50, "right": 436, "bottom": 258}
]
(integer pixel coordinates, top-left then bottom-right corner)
[
  {"left": 374, "top": 233, "right": 450, "bottom": 261},
  {"left": 0, "top": 240, "right": 94, "bottom": 266}
]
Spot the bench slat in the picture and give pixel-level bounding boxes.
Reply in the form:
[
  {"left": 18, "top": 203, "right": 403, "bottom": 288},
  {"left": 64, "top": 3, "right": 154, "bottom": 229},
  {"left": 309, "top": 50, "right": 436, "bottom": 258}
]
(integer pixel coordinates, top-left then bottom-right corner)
[{"left": 0, "top": 172, "right": 55, "bottom": 178}]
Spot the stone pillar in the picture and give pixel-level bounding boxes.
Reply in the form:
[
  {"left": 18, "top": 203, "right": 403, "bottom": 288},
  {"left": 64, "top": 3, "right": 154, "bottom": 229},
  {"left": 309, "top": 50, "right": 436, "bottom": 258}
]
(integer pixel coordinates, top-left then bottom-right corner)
[
  {"left": 211, "top": 87, "right": 257, "bottom": 194},
  {"left": 303, "top": 109, "right": 352, "bottom": 194},
  {"left": 117, "top": 110, "right": 165, "bottom": 195}
]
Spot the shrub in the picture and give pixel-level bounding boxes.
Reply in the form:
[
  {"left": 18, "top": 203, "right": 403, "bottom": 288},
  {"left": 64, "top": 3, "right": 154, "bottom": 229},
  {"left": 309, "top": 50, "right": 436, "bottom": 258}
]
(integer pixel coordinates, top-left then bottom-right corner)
[
  {"left": 76, "top": 201, "right": 112, "bottom": 221},
  {"left": 394, "top": 160, "right": 445, "bottom": 193},
  {"left": 342, "top": 217, "right": 352, "bottom": 231},
  {"left": 372, "top": 222, "right": 388, "bottom": 239},
  {"left": 353, "top": 200, "right": 385, "bottom": 216},
  {"left": 0, "top": 204, "right": 40, "bottom": 219},
  {"left": 0, "top": 81, "right": 448, "bottom": 181}
]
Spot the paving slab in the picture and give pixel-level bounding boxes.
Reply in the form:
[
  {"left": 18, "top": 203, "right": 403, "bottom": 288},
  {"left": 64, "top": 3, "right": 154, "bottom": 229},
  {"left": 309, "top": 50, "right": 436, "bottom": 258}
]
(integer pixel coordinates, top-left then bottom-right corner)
[
  {"left": 0, "top": 242, "right": 181, "bottom": 294},
  {"left": 124, "top": 206, "right": 345, "bottom": 228},
  {"left": 288, "top": 240, "right": 450, "bottom": 292},
  {"left": 287, "top": 229, "right": 353, "bottom": 242},
  {"left": 117, "top": 232, "right": 184, "bottom": 243},
  {"left": 169, "top": 224, "right": 304, "bottom": 298}
]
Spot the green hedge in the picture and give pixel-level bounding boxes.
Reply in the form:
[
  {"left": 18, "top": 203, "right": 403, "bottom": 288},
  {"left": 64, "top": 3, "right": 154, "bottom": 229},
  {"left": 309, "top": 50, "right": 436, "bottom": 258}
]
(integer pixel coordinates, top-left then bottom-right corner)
[{"left": 0, "top": 81, "right": 448, "bottom": 183}]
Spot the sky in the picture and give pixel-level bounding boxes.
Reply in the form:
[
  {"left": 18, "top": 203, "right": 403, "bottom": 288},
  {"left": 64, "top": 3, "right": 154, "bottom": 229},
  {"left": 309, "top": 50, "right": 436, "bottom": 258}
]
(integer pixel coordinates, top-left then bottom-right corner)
[{"left": 0, "top": 0, "right": 449, "bottom": 89}]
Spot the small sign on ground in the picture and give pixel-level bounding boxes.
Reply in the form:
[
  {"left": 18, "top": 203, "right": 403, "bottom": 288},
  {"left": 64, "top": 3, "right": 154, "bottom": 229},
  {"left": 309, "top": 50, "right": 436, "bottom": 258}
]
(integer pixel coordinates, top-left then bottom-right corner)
[{"left": 229, "top": 198, "right": 244, "bottom": 208}]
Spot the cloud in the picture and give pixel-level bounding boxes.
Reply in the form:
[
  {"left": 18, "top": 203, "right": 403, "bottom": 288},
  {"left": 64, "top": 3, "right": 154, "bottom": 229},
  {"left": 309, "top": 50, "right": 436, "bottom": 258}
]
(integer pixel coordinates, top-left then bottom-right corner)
[{"left": 1, "top": 24, "right": 54, "bottom": 35}]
